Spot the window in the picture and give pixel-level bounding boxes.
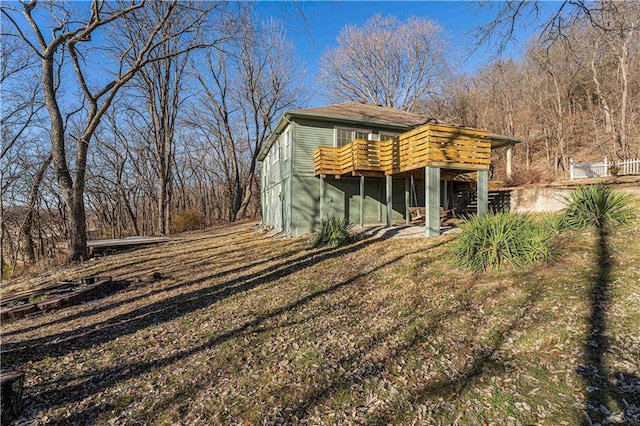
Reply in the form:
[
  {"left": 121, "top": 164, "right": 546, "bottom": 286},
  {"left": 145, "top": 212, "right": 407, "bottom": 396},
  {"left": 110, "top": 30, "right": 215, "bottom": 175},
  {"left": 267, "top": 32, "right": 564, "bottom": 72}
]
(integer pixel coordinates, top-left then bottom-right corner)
[
  {"left": 355, "top": 130, "right": 370, "bottom": 140},
  {"left": 335, "top": 127, "right": 371, "bottom": 147},
  {"left": 283, "top": 128, "right": 291, "bottom": 160},
  {"left": 272, "top": 139, "right": 279, "bottom": 165},
  {"left": 379, "top": 131, "right": 399, "bottom": 141}
]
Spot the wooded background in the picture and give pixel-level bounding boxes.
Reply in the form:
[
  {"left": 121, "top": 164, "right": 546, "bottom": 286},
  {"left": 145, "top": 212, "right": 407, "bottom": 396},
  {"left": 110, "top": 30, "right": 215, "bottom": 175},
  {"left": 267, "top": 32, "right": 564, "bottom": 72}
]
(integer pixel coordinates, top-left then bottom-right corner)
[{"left": 1, "top": 1, "right": 638, "bottom": 271}]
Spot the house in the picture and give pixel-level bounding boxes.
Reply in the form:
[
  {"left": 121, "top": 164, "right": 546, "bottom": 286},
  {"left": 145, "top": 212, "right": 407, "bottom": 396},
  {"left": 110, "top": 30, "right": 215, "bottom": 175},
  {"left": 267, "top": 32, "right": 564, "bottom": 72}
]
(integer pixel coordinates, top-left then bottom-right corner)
[{"left": 258, "top": 102, "right": 520, "bottom": 237}]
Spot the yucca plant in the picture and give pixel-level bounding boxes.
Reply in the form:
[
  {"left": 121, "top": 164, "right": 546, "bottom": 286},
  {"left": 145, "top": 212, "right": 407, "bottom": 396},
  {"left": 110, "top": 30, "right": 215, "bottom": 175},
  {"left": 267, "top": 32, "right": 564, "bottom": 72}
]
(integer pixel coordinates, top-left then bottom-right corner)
[
  {"left": 560, "top": 185, "right": 634, "bottom": 230},
  {"left": 538, "top": 211, "right": 566, "bottom": 232},
  {"left": 451, "top": 211, "right": 555, "bottom": 272},
  {"left": 311, "top": 215, "right": 353, "bottom": 248}
]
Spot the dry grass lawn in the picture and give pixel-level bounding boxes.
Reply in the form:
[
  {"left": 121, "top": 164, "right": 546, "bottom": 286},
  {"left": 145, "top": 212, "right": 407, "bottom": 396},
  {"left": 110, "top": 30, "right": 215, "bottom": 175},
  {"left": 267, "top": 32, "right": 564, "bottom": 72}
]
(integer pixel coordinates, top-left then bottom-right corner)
[{"left": 1, "top": 218, "right": 639, "bottom": 425}]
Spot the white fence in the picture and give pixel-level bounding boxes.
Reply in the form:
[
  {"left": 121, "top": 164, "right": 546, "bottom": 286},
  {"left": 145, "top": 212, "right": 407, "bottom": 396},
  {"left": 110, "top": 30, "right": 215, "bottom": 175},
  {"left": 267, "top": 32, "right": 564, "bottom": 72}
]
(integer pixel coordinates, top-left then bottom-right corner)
[{"left": 570, "top": 157, "right": 640, "bottom": 180}]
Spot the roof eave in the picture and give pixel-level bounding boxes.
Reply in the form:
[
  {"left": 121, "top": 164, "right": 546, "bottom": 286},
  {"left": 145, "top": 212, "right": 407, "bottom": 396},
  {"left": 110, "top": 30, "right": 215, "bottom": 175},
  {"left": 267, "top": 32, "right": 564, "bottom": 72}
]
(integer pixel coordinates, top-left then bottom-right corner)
[
  {"left": 258, "top": 113, "right": 291, "bottom": 161},
  {"left": 489, "top": 134, "right": 523, "bottom": 149},
  {"left": 286, "top": 110, "right": 418, "bottom": 131}
]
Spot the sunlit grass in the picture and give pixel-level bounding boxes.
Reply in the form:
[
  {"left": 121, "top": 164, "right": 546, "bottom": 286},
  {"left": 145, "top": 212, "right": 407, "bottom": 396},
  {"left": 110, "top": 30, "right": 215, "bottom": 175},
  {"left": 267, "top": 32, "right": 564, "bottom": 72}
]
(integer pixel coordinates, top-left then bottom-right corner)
[{"left": 1, "top": 217, "right": 638, "bottom": 424}]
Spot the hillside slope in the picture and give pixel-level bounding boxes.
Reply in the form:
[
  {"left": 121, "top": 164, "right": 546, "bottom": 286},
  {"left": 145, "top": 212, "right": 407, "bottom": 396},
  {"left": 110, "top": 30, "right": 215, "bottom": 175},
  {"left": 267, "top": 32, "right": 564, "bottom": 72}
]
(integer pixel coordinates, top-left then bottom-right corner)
[{"left": 1, "top": 220, "right": 639, "bottom": 425}]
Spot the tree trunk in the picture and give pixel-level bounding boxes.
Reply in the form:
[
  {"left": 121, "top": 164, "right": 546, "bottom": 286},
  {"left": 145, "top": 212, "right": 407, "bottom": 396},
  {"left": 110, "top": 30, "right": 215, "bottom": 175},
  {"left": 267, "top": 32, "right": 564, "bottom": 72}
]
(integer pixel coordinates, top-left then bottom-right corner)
[
  {"left": 158, "top": 179, "right": 168, "bottom": 235},
  {"left": 232, "top": 172, "right": 243, "bottom": 221},
  {"left": 21, "top": 154, "right": 52, "bottom": 263},
  {"left": 236, "top": 174, "right": 257, "bottom": 219},
  {"left": 67, "top": 188, "right": 88, "bottom": 261},
  {"left": 42, "top": 51, "right": 88, "bottom": 261},
  {"left": 618, "top": 40, "right": 630, "bottom": 157}
]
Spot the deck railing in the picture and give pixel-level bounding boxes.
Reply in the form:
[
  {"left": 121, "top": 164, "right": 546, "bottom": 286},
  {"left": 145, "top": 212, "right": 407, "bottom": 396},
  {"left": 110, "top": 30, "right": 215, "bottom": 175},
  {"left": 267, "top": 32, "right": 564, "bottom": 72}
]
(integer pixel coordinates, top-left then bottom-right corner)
[
  {"left": 314, "top": 144, "right": 354, "bottom": 175},
  {"left": 314, "top": 123, "right": 492, "bottom": 176}
]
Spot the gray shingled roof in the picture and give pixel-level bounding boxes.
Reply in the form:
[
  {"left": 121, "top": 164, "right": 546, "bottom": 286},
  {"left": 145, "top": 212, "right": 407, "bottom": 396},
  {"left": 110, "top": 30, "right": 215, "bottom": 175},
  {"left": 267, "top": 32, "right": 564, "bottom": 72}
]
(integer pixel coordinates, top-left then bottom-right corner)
[{"left": 289, "top": 101, "right": 431, "bottom": 128}]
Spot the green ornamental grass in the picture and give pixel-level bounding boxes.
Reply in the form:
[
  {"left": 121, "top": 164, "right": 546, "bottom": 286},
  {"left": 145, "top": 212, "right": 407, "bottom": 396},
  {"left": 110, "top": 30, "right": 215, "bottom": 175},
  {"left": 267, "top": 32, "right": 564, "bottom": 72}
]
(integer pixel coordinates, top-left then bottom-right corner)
[
  {"left": 451, "top": 211, "right": 555, "bottom": 272},
  {"left": 560, "top": 184, "right": 634, "bottom": 230},
  {"left": 312, "top": 215, "right": 353, "bottom": 248}
]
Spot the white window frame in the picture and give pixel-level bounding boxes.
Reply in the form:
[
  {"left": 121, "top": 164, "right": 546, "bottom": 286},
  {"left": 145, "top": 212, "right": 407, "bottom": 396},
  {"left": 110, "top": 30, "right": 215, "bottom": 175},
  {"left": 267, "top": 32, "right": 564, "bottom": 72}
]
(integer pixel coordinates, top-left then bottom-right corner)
[
  {"left": 272, "top": 139, "right": 279, "bottom": 165},
  {"left": 334, "top": 127, "right": 372, "bottom": 148},
  {"left": 283, "top": 127, "right": 291, "bottom": 160}
]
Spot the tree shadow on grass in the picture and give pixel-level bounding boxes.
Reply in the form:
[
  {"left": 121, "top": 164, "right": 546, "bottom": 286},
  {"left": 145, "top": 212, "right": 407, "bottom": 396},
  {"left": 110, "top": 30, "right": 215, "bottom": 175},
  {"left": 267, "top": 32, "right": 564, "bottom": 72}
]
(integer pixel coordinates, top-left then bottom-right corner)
[
  {"left": 2, "top": 245, "right": 305, "bottom": 338},
  {"left": 578, "top": 225, "right": 640, "bottom": 425},
  {"left": 55, "top": 237, "right": 453, "bottom": 423},
  {"left": 2, "top": 236, "right": 382, "bottom": 365},
  {"left": 31, "top": 253, "right": 409, "bottom": 423},
  {"left": 284, "top": 272, "right": 543, "bottom": 424}
]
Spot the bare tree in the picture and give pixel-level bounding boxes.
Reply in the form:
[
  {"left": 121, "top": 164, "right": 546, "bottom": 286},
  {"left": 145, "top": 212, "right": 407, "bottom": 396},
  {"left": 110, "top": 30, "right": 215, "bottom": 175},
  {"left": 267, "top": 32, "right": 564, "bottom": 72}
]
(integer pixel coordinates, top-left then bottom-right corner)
[
  {"left": 188, "top": 10, "right": 303, "bottom": 221},
  {"left": 86, "top": 107, "right": 141, "bottom": 238},
  {"left": 1, "top": 33, "right": 45, "bottom": 276},
  {"left": 113, "top": 1, "right": 217, "bottom": 235},
  {"left": 1, "top": 37, "right": 43, "bottom": 159},
  {"left": 583, "top": 3, "right": 639, "bottom": 158},
  {"left": 318, "top": 14, "right": 451, "bottom": 111},
  {"left": 1, "top": 0, "right": 212, "bottom": 260},
  {"left": 478, "top": 0, "right": 639, "bottom": 56}
]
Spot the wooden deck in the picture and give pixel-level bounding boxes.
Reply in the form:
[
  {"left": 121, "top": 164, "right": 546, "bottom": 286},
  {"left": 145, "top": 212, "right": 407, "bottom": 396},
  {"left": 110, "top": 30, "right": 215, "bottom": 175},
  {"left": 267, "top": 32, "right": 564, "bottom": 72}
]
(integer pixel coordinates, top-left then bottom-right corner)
[
  {"left": 55, "top": 236, "right": 173, "bottom": 256},
  {"left": 314, "top": 123, "right": 493, "bottom": 177}
]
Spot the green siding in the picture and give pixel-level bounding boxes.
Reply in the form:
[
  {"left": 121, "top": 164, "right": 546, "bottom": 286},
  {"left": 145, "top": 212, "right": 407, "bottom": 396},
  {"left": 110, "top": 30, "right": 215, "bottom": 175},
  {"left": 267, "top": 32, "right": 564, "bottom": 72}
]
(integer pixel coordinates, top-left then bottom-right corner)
[
  {"left": 292, "top": 119, "right": 334, "bottom": 176},
  {"left": 346, "top": 178, "right": 385, "bottom": 224},
  {"left": 288, "top": 175, "right": 408, "bottom": 237},
  {"left": 282, "top": 157, "right": 291, "bottom": 179},
  {"left": 290, "top": 119, "right": 405, "bottom": 177},
  {"left": 290, "top": 176, "right": 321, "bottom": 236},
  {"left": 391, "top": 178, "right": 408, "bottom": 222}
]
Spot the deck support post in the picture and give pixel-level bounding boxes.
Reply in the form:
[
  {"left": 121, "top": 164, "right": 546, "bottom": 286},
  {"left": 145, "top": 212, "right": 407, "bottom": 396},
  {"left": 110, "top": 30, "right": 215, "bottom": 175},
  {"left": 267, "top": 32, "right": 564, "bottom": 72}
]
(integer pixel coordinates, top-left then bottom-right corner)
[
  {"left": 319, "top": 175, "right": 325, "bottom": 221},
  {"left": 404, "top": 178, "right": 410, "bottom": 224},
  {"left": 477, "top": 169, "right": 488, "bottom": 217},
  {"left": 359, "top": 176, "right": 365, "bottom": 227},
  {"left": 506, "top": 144, "right": 513, "bottom": 181},
  {"left": 425, "top": 166, "right": 440, "bottom": 237},
  {"left": 386, "top": 175, "right": 393, "bottom": 227}
]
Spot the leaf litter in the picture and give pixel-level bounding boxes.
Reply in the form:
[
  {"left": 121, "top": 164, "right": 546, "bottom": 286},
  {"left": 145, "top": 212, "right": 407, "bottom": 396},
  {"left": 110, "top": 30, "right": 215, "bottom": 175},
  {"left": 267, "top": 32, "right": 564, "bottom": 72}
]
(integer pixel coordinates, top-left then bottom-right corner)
[{"left": 1, "top": 219, "right": 639, "bottom": 425}]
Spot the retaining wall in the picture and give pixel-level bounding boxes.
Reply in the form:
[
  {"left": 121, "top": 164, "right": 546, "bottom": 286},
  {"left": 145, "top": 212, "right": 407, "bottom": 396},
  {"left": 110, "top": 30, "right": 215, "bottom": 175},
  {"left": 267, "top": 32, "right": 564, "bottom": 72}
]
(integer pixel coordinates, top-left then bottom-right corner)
[{"left": 503, "top": 178, "right": 640, "bottom": 213}]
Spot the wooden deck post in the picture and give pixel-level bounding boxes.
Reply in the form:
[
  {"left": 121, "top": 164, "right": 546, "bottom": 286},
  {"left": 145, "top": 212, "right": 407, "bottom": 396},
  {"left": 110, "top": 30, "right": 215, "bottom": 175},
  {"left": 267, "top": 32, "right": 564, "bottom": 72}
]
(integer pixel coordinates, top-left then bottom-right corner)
[
  {"left": 477, "top": 170, "right": 488, "bottom": 217},
  {"left": 404, "top": 178, "right": 410, "bottom": 224},
  {"left": 359, "top": 176, "right": 364, "bottom": 227},
  {"left": 506, "top": 144, "right": 513, "bottom": 180},
  {"left": 319, "top": 175, "right": 325, "bottom": 220},
  {"left": 386, "top": 175, "right": 393, "bottom": 227},
  {"left": 425, "top": 166, "right": 440, "bottom": 237}
]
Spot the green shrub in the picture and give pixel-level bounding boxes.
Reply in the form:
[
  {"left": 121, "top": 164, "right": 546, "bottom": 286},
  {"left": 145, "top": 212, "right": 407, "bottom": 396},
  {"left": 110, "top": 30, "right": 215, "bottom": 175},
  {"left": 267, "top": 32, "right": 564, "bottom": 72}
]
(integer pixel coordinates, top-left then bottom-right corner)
[
  {"left": 538, "top": 212, "right": 567, "bottom": 232},
  {"left": 451, "top": 211, "right": 555, "bottom": 272},
  {"left": 312, "top": 215, "right": 353, "bottom": 249},
  {"left": 560, "top": 185, "right": 634, "bottom": 230},
  {"left": 171, "top": 209, "right": 205, "bottom": 233}
]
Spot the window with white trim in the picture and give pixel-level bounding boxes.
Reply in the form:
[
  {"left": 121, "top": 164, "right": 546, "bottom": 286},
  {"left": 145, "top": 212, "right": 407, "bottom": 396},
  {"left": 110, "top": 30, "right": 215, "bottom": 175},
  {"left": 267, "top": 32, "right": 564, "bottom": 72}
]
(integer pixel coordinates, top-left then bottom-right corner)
[
  {"left": 283, "top": 128, "right": 291, "bottom": 160},
  {"left": 272, "top": 139, "right": 279, "bottom": 165},
  {"left": 335, "top": 127, "right": 371, "bottom": 147}
]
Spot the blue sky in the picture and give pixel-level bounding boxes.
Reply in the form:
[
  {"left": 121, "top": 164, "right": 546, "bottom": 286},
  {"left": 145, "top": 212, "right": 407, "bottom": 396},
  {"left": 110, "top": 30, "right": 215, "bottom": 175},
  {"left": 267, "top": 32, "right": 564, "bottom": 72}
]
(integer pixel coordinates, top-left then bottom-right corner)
[{"left": 255, "top": 1, "right": 558, "bottom": 106}]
